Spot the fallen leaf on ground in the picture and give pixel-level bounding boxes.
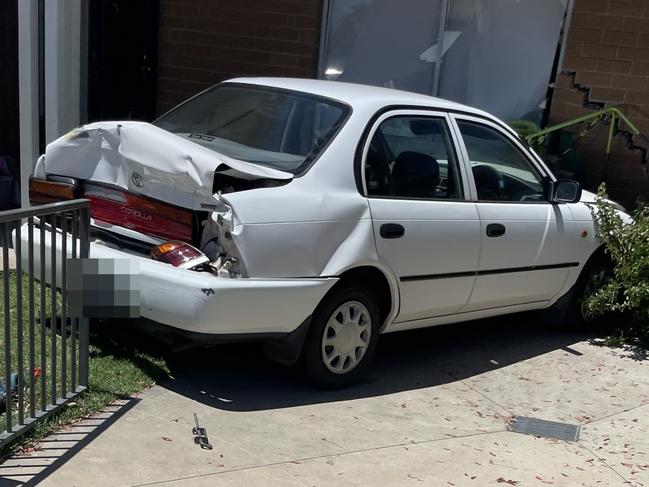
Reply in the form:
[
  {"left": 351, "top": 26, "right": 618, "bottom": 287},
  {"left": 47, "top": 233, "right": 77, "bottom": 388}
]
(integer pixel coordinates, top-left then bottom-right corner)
[
  {"left": 496, "top": 478, "right": 519, "bottom": 485},
  {"left": 536, "top": 475, "right": 554, "bottom": 484}
]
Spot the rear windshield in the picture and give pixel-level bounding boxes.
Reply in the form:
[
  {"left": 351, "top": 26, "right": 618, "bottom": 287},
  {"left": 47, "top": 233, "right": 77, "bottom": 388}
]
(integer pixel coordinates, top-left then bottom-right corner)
[{"left": 154, "top": 84, "right": 350, "bottom": 175}]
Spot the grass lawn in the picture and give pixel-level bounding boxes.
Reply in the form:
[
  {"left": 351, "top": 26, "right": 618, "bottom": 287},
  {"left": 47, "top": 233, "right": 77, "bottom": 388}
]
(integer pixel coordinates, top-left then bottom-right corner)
[{"left": 0, "top": 270, "right": 169, "bottom": 454}]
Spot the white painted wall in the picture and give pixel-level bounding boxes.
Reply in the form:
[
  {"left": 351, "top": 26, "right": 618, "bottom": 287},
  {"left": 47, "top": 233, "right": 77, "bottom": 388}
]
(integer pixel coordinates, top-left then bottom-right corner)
[
  {"left": 45, "top": 0, "right": 83, "bottom": 145},
  {"left": 18, "top": 0, "right": 39, "bottom": 208},
  {"left": 18, "top": 0, "right": 84, "bottom": 207}
]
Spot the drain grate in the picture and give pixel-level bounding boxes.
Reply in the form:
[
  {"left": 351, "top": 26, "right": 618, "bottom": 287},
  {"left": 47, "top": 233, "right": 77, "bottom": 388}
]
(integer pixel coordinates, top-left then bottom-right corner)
[{"left": 509, "top": 416, "right": 580, "bottom": 442}]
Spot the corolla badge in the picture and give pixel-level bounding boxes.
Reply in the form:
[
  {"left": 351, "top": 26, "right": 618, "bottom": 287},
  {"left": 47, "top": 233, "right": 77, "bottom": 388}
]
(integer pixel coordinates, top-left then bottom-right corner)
[
  {"left": 132, "top": 172, "right": 144, "bottom": 188},
  {"left": 120, "top": 206, "right": 152, "bottom": 221}
]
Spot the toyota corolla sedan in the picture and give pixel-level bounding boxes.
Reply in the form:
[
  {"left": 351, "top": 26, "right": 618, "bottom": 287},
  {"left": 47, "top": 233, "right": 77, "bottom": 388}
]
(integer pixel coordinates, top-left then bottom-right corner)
[{"left": 23, "top": 78, "right": 624, "bottom": 388}]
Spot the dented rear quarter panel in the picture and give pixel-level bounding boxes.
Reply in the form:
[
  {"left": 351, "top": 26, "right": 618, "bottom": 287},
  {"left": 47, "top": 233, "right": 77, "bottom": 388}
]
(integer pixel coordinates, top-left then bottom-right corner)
[
  {"left": 221, "top": 187, "right": 376, "bottom": 278},
  {"left": 212, "top": 105, "right": 390, "bottom": 279}
]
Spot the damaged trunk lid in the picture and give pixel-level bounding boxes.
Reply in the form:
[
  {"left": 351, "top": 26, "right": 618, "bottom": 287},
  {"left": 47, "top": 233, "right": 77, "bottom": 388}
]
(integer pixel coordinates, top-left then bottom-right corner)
[{"left": 35, "top": 121, "right": 293, "bottom": 244}]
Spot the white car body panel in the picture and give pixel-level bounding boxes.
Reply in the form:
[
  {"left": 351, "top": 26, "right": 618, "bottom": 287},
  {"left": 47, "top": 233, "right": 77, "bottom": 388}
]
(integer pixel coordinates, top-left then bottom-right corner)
[
  {"left": 214, "top": 188, "right": 374, "bottom": 278},
  {"left": 465, "top": 203, "right": 576, "bottom": 311},
  {"left": 369, "top": 198, "right": 481, "bottom": 321},
  {"left": 24, "top": 77, "right": 615, "bottom": 340}
]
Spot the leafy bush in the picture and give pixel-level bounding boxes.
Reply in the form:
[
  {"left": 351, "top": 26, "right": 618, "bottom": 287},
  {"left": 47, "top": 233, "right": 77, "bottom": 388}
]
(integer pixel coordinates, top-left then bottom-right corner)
[{"left": 586, "top": 184, "right": 649, "bottom": 344}]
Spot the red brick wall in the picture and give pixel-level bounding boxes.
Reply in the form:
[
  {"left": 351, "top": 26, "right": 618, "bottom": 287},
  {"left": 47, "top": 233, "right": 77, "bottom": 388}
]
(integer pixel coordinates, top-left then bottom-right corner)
[
  {"left": 156, "top": 0, "right": 323, "bottom": 115},
  {"left": 549, "top": 0, "right": 649, "bottom": 207}
]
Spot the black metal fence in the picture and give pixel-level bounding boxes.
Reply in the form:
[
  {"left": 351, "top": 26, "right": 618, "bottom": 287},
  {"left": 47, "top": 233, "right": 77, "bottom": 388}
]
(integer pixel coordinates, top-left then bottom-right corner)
[{"left": 0, "top": 199, "right": 90, "bottom": 448}]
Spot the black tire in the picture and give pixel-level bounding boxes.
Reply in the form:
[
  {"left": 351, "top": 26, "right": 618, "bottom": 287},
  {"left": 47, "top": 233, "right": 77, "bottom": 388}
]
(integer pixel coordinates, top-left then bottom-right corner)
[
  {"left": 302, "top": 285, "right": 380, "bottom": 389},
  {"left": 561, "top": 258, "right": 612, "bottom": 328}
]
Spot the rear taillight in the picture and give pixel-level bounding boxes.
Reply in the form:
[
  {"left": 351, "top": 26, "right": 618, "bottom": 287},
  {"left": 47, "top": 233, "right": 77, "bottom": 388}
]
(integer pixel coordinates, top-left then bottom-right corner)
[
  {"left": 29, "top": 176, "right": 76, "bottom": 205},
  {"left": 30, "top": 177, "right": 194, "bottom": 242},
  {"left": 151, "top": 241, "right": 209, "bottom": 269},
  {"left": 84, "top": 184, "right": 194, "bottom": 242}
]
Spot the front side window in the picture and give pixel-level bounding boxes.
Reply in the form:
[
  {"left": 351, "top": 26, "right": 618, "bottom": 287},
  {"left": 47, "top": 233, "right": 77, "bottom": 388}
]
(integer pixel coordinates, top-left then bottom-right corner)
[
  {"left": 365, "top": 116, "right": 462, "bottom": 199},
  {"left": 457, "top": 120, "right": 545, "bottom": 202},
  {"left": 154, "top": 84, "right": 350, "bottom": 175}
]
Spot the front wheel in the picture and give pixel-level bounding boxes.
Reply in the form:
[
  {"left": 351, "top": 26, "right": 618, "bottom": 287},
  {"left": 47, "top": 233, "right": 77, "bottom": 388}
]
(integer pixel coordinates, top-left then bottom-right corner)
[
  {"left": 302, "top": 286, "right": 380, "bottom": 389},
  {"left": 563, "top": 260, "right": 612, "bottom": 327}
]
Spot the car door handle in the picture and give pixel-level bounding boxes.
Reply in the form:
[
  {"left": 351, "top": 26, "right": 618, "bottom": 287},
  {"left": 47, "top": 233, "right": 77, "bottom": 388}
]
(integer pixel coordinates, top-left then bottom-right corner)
[
  {"left": 380, "top": 223, "right": 405, "bottom": 239},
  {"left": 486, "top": 223, "right": 506, "bottom": 238}
]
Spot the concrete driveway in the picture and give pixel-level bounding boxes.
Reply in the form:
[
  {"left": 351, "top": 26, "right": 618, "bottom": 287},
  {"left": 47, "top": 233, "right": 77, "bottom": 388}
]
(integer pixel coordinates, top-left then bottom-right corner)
[{"left": 2, "top": 315, "right": 648, "bottom": 486}]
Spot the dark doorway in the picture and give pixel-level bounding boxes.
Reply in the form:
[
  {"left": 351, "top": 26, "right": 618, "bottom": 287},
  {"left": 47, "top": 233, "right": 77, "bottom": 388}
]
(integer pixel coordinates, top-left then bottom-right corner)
[
  {"left": 0, "top": 0, "right": 20, "bottom": 209},
  {"left": 87, "top": 0, "right": 159, "bottom": 123},
  {"left": 0, "top": 0, "right": 19, "bottom": 161}
]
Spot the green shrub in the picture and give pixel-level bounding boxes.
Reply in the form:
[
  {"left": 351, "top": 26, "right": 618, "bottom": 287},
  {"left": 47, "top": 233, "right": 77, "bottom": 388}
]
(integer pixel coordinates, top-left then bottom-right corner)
[{"left": 586, "top": 184, "right": 649, "bottom": 344}]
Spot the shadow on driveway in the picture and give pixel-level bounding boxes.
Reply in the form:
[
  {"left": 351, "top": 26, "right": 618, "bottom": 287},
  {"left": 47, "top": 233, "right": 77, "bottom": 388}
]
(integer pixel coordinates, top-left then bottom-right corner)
[
  {"left": 0, "top": 399, "right": 139, "bottom": 487},
  {"left": 160, "top": 313, "right": 593, "bottom": 412}
]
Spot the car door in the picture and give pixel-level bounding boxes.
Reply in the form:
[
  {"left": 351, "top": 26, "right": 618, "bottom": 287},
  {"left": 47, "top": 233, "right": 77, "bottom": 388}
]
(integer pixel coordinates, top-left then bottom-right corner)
[
  {"left": 450, "top": 115, "right": 577, "bottom": 312},
  {"left": 362, "top": 110, "right": 481, "bottom": 324}
]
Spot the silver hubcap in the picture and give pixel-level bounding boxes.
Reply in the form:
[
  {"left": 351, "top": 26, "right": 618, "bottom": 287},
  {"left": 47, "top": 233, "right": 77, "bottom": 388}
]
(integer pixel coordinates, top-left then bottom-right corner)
[{"left": 321, "top": 301, "right": 372, "bottom": 375}]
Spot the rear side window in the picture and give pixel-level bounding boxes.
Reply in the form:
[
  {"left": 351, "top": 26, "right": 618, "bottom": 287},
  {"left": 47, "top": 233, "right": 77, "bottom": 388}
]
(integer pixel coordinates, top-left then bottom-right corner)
[{"left": 364, "top": 116, "right": 462, "bottom": 200}]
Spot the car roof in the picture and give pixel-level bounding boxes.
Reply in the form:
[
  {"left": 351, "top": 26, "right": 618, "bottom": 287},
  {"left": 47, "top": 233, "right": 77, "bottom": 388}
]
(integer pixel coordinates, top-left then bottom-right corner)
[{"left": 226, "top": 77, "right": 502, "bottom": 123}]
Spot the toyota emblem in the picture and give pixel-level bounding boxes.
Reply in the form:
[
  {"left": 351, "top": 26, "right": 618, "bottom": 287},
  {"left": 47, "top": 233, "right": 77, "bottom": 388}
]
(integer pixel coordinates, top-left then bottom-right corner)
[{"left": 132, "top": 172, "right": 144, "bottom": 188}]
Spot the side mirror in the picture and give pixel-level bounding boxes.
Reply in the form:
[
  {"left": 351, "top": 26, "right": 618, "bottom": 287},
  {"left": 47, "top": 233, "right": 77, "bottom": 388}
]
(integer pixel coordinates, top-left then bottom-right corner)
[{"left": 551, "top": 179, "right": 582, "bottom": 203}]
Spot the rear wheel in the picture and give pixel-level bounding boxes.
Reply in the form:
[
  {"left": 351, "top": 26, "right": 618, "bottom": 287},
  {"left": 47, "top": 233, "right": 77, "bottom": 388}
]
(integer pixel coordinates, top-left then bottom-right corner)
[{"left": 303, "top": 286, "right": 380, "bottom": 389}]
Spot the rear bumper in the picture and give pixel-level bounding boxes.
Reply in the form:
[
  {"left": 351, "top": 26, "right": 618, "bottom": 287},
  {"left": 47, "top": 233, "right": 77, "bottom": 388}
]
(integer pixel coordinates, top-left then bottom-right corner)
[{"left": 15, "top": 223, "right": 337, "bottom": 337}]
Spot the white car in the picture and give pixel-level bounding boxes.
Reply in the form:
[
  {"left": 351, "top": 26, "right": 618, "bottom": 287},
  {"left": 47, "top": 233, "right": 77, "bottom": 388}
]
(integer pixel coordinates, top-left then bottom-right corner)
[{"left": 24, "top": 78, "right": 620, "bottom": 387}]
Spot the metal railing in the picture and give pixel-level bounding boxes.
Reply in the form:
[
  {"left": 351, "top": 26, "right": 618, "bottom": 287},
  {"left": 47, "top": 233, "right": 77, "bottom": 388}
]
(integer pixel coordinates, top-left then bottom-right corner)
[{"left": 0, "top": 199, "right": 90, "bottom": 448}]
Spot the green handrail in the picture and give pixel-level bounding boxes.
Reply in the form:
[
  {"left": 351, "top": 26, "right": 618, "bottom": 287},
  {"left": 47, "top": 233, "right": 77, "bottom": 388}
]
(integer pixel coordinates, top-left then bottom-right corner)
[{"left": 526, "top": 107, "right": 648, "bottom": 156}]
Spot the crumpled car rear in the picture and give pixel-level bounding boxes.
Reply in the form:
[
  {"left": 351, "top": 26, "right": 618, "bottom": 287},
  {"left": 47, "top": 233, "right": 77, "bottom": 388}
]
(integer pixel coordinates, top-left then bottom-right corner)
[
  {"left": 21, "top": 80, "right": 383, "bottom": 345},
  {"left": 22, "top": 120, "right": 347, "bottom": 339},
  {"left": 31, "top": 121, "right": 296, "bottom": 275}
]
